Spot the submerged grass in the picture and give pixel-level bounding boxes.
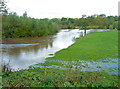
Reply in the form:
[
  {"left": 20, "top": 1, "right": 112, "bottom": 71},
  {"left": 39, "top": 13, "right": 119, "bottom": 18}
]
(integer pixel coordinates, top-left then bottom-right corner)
[{"left": 47, "top": 30, "right": 118, "bottom": 61}]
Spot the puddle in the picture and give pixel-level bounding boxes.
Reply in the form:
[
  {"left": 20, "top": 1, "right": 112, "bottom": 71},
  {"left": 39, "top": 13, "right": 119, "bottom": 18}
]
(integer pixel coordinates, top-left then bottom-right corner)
[{"left": 32, "top": 58, "right": 119, "bottom": 75}]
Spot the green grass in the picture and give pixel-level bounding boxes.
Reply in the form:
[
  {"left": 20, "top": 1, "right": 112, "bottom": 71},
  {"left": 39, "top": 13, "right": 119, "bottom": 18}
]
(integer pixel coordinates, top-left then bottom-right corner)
[
  {"left": 47, "top": 30, "right": 118, "bottom": 61},
  {"left": 2, "top": 68, "right": 118, "bottom": 87}
]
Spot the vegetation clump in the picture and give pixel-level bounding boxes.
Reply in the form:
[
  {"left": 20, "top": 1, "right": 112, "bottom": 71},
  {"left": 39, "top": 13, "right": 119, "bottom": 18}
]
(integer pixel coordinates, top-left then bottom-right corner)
[
  {"left": 2, "top": 12, "right": 59, "bottom": 38},
  {"left": 2, "top": 68, "right": 118, "bottom": 87}
]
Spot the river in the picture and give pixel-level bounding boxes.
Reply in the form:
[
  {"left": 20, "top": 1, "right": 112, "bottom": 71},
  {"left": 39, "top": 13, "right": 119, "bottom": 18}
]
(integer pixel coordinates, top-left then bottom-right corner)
[{"left": 1, "top": 29, "right": 93, "bottom": 71}]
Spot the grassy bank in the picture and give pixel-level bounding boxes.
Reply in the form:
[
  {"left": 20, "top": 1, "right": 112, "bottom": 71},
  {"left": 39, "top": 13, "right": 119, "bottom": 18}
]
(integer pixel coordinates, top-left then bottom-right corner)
[
  {"left": 46, "top": 30, "right": 118, "bottom": 61},
  {"left": 2, "top": 30, "right": 119, "bottom": 87}
]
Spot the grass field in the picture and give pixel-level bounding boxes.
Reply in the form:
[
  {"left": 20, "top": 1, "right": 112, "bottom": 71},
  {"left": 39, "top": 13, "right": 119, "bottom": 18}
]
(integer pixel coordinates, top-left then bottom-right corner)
[{"left": 46, "top": 30, "right": 118, "bottom": 61}]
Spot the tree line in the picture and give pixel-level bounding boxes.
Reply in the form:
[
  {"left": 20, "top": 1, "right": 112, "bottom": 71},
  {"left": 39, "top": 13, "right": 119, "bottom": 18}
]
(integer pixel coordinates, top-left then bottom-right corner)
[
  {"left": 2, "top": 12, "right": 59, "bottom": 38},
  {"left": 1, "top": 1, "right": 119, "bottom": 38},
  {"left": 50, "top": 14, "right": 118, "bottom": 30},
  {"left": 2, "top": 12, "right": 119, "bottom": 38}
]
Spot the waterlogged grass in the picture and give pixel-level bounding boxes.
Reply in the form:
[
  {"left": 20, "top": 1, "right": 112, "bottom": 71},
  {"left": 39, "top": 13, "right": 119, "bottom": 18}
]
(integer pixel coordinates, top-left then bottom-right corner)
[
  {"left": 2, "top": 68, "right": 118, "bottom": 87},
  {"left": 36, "top": 58, "right": 118, "bottom": 75},
  {"left": 47, "top": 30, "right": 118, "bottom": 61},
  {"left": 37, "top": 60, "right": 65, "bottom": 67}
]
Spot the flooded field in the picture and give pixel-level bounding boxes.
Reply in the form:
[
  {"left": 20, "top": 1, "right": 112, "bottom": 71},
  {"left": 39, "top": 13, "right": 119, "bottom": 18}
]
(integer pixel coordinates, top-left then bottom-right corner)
[
  {"left": 1, "top": 29, "right": 91, "bottom": 70},
  {"left": 1, "top": 29, "right": 117, "bottom": 76},
  {"left": 33, "top": 58, "right": 118, "bottom": 75}
]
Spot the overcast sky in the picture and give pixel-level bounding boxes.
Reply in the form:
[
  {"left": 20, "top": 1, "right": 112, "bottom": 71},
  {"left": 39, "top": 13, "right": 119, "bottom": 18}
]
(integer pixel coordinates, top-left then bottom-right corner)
[{"left": 7, "top": 0, "right": 119, "bottom": 18}]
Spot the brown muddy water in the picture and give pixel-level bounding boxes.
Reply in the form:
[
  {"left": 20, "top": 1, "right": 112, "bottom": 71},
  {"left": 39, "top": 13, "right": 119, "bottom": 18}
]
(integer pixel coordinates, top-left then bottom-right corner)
[{"left": 1, "top": 29, "right": 94, "bottom": 71}]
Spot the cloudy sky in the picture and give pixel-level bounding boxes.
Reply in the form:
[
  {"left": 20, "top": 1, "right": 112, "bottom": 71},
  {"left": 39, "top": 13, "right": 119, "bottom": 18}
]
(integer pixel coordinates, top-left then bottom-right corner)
[{"left": 7, "top": 0, "right": 119, "bottom": 18}]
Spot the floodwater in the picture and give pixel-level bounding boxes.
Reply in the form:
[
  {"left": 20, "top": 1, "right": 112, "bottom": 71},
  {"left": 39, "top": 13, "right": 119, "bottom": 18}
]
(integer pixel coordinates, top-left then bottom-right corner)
[
  {"left": 1, "top": 29, "right": 92, "bottom": 71},
  {"left": 33, "top": 58, "right": 118, "bottom": 75},
  {"left": 2, "top": 29, "right": 116, "bottom": 75}
]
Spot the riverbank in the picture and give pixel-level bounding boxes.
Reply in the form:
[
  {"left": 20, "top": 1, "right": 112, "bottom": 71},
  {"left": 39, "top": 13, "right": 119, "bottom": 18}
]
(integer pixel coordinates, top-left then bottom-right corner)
[
  {"left": 2, "top": 29, "right": 83, "bottom": 71},
  {"left": 2, "top": 30, "right": 119, "bottom": 87},
  {"left": 36, "top": 30, "right": 118, "bottom": 74},
  {"left": 46, "top": 30, "right": 118, "bottom": 61}
]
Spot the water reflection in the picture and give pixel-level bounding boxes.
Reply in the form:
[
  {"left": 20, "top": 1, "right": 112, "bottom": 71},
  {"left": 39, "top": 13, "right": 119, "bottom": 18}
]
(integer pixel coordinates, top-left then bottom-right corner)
[{"left": 2, "top": 29, "right": 92, "bottom": 70}]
